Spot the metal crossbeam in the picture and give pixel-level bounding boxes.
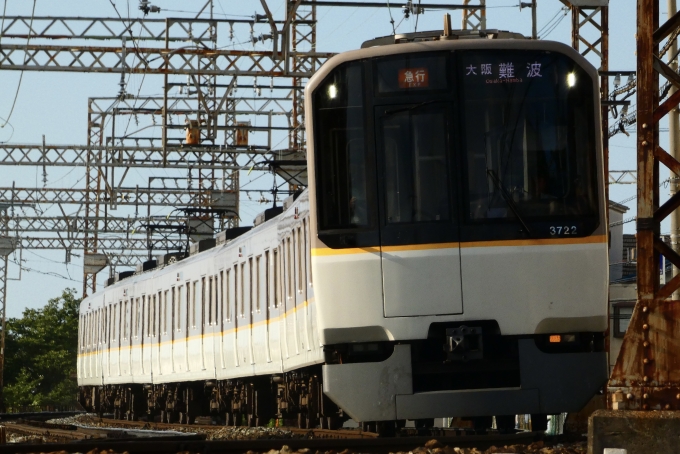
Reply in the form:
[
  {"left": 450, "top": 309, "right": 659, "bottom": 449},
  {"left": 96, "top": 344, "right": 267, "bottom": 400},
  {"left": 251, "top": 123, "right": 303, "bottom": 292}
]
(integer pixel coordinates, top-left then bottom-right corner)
[
  {"left": 0, "top": 187, "right": 238, "bottom": 208},
  {"left": 609, "top": 170, "right": 638, "bottom": 184},
  {"left": 18, "top": 236, "right": 185, "bottom": 251},
  {"left": 0, "top": 144, "right": 275, "bottom": 169},
  {"left": 0, "top": 44, "right": 332, "bottom": 77}
]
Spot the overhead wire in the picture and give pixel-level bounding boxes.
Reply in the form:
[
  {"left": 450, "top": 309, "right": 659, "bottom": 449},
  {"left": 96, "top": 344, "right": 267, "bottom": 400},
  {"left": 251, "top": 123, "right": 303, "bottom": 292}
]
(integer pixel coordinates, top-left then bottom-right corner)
[{"left": 1, "top": 0, "right": 36, "bottom": 129}]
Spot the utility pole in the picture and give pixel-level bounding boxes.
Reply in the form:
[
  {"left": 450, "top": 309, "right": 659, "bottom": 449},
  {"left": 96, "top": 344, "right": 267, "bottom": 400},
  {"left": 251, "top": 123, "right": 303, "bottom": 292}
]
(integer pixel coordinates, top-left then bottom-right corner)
[{"left": 669, "top": 0, "right": 680, "bottom": 299}]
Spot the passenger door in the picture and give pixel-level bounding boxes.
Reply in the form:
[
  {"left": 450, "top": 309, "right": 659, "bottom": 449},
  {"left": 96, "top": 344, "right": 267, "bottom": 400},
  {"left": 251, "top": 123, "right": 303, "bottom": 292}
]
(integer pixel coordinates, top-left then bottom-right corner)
[{"left": 375, "top": 104, "right": 463, "bottom": 317}]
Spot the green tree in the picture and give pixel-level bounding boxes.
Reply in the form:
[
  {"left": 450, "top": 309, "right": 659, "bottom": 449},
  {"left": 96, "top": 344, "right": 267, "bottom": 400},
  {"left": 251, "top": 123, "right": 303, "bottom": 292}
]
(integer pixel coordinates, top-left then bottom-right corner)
[{"left": 3, "top": 288, "right": 80, "bottom": 409}]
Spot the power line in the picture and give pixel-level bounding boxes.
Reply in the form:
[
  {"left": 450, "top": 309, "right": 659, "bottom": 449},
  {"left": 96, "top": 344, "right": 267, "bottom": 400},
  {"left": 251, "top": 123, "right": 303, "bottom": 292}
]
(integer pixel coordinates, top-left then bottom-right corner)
[{"left": 0, "top": 0, "right": 36, "bottom": 129}]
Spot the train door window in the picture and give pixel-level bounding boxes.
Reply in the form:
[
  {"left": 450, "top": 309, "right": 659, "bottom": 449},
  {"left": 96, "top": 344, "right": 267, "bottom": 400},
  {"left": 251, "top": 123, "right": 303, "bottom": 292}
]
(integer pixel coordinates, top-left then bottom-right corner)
[
  {"left": 208, "top": 276, "right": 214, "bottom": 325},
  {"left": 273, "top": 248, "right": 280, "bottom": 308},
  {"left": 142, "top": 295, "right": 150, "bottom": 337},
  {"left": 265, "top": 251, "right": 270, "bottom": 309},
  {"left": 162, "top": 290, "right": 167, "bottom": 334},
  {"left": 213, "top": 274, "right": 219, "bottom": 324},
  {"left": 304, "top": 219, "right": 312, "bottom": 287},
  {"left": 219, "top": 271, "right": 225, "bottom": 323},
  {"left": 176, "top": 286, "right": 183, "bottom": 332},
  {"left": 186, "top": 283, "right": 191, "bottom": 334},
  {"left": 234, "top": 264, "right": 239, "bottom": 319},
  {"left": 240, "top": 263, "right": 245, "bottom": 317},
  {"left": 201, "top": 276, "right": 207, "bottom": 327},
  {"left": 171, "top": 287, "right": 176, "bottom": 332},
  {"left": 297, "top": 227, "right": 303, "bottom": 293},
  {"left": 256, "top": 255, "right": 262, "bottom": 313},
  {"left": 287, "top": 237, "right": 292, "bottom": 299},
  {"left": 152, "top": 294, "right": 157, "bottom": 337},
  {"left": 112, "top": 304, "right": 117, "bottom": 342},
  {"left": 135, "top": 298, "right": 140, "bottom": 338},
  {"left": 225, "top": 269, "right": 231, "bottom": 322},
  {"left": 123, "top": 300, "right": 128, "bottom": 340},
  {"left": 249, "top": 258, "right": 254, "bottom": 315},
  {"left": 379, "top": 106, "right": 451, "bottom": 224},
  {"left": 191, "top": 281, "right": 198, "bottom": 328}
]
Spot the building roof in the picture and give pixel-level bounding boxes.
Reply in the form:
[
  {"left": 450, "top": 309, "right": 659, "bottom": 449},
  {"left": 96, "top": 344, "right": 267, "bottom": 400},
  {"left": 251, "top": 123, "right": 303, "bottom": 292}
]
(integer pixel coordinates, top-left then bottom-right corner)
[{"left": 609, "top": 200, "right": 630, "bottom": 214}]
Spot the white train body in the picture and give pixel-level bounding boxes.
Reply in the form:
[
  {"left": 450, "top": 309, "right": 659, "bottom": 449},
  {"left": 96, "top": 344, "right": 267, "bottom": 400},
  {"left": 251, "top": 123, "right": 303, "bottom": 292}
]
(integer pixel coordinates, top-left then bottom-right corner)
[
  {"left": 79, "top": 34, "right": 608, "bottom": 427},
  {"left": 79, "top": 193, "right": 319, "bottom": 387}
]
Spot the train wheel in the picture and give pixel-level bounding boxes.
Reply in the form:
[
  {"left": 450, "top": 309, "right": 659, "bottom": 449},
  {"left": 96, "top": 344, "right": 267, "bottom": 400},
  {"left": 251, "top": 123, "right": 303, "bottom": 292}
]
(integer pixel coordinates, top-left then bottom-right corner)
[
  {"left": 376, "top": 421, "right": 396, "bottom": 437},
  {"left": 495, "top": 415, "right": 516, "bottom": 434},
  {"left": 472, "top": 416, "right": 492, "bottom": 434},
  {"left": 530, "top": 414, "right": 548, "bottom": 432}
]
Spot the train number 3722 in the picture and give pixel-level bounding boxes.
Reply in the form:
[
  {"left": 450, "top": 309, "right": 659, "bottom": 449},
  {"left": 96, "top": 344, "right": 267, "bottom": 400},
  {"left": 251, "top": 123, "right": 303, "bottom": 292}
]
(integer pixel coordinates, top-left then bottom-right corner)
[{"left": 550, "top": 226, "right": 577, "bottom": 235}]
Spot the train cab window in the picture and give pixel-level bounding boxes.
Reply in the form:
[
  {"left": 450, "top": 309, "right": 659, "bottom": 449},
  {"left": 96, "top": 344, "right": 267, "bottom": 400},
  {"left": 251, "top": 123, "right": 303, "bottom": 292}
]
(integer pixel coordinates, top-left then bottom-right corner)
[
  {"left": 314, "top": 62, "right": 370, "bottom": 231},
  {"left": 458, "top": 50, "right": 598, "bottom": 235}
]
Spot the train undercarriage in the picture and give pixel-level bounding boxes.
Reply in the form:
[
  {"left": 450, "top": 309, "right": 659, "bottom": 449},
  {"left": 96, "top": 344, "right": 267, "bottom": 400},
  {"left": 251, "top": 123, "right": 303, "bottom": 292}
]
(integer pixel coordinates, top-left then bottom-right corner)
[{"left": 78, "top": 366, "right": 347, "bottom": 429}]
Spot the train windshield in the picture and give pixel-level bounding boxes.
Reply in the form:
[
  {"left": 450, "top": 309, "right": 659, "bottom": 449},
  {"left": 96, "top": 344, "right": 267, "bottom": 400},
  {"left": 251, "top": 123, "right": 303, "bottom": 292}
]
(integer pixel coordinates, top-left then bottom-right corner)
[
  {"left": 459, "top": 50, "right": 598, "bottom": 222},
  {"left": 312, "top": 49, "right": 599, "bottom": 244}
]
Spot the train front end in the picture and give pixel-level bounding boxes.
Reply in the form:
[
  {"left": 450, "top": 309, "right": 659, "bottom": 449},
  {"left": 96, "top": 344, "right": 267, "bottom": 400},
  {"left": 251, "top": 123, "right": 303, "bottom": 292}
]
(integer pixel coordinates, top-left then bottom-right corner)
[{"left": 305, "top": 36, "right": 608, "bottom": 423}]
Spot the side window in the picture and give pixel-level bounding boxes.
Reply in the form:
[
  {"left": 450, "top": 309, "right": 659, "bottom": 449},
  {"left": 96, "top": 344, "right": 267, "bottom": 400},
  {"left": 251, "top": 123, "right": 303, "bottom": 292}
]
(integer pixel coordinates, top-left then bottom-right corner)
[{"left": 212, "top": 274, "right": 218, "bottom": 324}]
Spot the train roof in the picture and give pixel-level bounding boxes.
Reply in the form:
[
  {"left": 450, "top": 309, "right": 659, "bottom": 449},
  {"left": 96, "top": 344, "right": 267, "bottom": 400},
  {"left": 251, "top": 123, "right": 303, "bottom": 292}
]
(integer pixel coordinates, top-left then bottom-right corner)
[{"left": 361, "top": 29, "right": 526, "bottom": 48}]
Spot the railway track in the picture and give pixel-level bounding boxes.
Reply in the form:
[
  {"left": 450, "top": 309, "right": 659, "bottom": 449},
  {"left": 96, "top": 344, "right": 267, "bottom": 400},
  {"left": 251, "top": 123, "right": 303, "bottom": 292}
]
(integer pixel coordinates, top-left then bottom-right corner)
[
  {"left": 0, "top": 430, "right": 563, "bottom": 454},
  {"left": 95, "top": 417, "right": 379, "bottom": 439}
]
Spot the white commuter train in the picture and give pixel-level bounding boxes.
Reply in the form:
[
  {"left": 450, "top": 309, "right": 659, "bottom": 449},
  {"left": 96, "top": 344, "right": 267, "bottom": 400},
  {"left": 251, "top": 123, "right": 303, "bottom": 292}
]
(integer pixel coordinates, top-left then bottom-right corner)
[{"left": 78, "top": 27, "right": 609, "bottom": 433}]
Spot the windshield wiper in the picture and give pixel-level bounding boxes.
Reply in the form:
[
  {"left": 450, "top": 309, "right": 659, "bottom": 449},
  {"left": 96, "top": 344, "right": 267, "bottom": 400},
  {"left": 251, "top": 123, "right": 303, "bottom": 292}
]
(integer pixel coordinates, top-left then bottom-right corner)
[
  {"left": 384, "top": 99, "right": 444, "bottom": 116},
  {"left": 486, "top": 169, "right": 532, "bottom": 236}
]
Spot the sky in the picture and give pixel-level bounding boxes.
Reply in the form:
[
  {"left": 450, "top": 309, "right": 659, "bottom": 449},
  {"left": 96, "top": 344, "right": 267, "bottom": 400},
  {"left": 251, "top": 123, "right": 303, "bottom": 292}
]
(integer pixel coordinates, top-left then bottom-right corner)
[{"left": 0, "top": 0, "right": 642, "bottom": 317}]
